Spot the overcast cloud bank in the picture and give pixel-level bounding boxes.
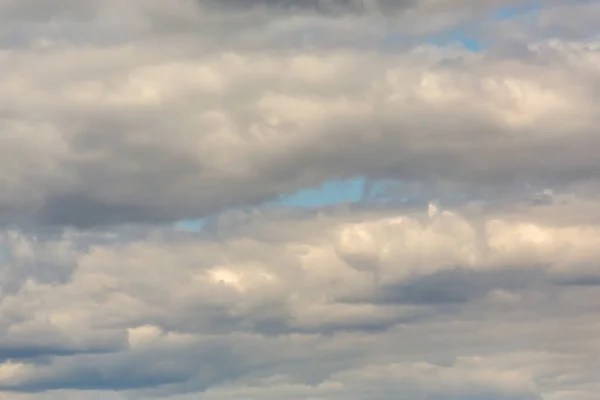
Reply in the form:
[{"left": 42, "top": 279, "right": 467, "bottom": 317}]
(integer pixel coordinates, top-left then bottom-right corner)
[{"left": 1, "top": 0, "right": 599, "bottom": 399}]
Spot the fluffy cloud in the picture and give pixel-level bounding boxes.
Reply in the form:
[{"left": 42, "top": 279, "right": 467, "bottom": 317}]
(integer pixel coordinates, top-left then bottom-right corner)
[
  {"left": 1, "top": 202, "right": 600, "bottom": 398},
  {"left": 0, "top": 0, "right": 597, "bottom": 227},
  {"left": 1, "top": 0, "right": 600, "bottom": 398}
]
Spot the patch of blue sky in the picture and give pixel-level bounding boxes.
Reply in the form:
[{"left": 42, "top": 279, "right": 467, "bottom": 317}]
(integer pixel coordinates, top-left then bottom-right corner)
[
  {"left": 173, "top": 178, "right": 483, "bottom": 232},
  {"left": 175, "top": 218, "right": 206, "bottom": 232},
  {"left": 270, "top": 178, "right": 366, "bottom": 208},
  {"left": 172, "top": 179, "right": 366, "bottom": 230},
  {"left": 379, "top": 27, "right": 485, "bottom": 52},
  {"left": 392, "top": 0, "right": 543, "bottom": 52},
  {"left": 426, "top": 30, "right": 486, "bottom": 52},
  {"left": 173, "top": 178, "right": 370, "bottom": 230},
  {"left": 268, "top": 177, "right": 442, "bottom": 209},
  {"left": 493, "top": 1, "right": 542, "bottom": 20}
]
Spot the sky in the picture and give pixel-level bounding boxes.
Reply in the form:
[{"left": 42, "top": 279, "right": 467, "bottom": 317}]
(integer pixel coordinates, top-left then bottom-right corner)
[{"left": 1, "top": 0, "right": 600, "bottom": 399}]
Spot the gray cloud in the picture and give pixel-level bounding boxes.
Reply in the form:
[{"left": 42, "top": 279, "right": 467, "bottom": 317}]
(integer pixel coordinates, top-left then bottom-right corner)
[
  {"left": 1, "top": 204, "right": 600, "bottom": 398},
  {"left": 0, "top": 0, "right": 599, "bottom": 399},
  {"left": 0, "top": 1, "right": 595, "bottom": 227},
  {"left": 0, "top": 38, "right": 599, "bottom": 226},
  {"left": 198, "top": 0, "right": 417, "bottom": 16},
  {"left": 374, "top": 267, "right": 543, "bottom": 305}
]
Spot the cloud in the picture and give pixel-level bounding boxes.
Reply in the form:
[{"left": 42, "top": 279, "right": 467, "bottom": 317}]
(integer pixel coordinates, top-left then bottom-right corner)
[
  {"left": 198, "top": 0, "right": 417, "bottom": 16},
  {"left": 1, "top": 0, "right": 600, "bottom": 398},
  {"left": 1, "top": 202, "right": 600, "bottom": 397},
  {"left": 0, "top": 0, "right": 595, "bottom": 227}
]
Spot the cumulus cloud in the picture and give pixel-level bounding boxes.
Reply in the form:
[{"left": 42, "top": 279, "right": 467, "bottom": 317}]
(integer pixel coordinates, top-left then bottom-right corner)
[
  {"left": 1, "top": 0, "right": 600, "bottom": 398},
  {"left": 1, "top": 202, "right": 600, "bottom": 398},
  {"left": 0, "top": 0, "right": 596, "bottom": 226}
]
